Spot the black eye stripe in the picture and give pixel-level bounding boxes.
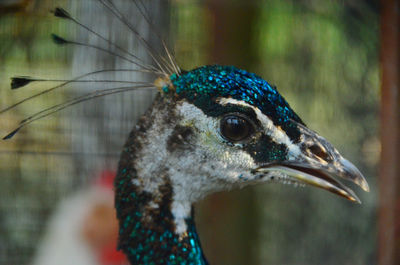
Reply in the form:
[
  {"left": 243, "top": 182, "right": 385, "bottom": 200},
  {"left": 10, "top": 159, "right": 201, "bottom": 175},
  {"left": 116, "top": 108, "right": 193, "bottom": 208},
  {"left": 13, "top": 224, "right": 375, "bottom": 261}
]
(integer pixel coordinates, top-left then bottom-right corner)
[{"left": 243, "top": 134, "right": 288, "bottom": 163}]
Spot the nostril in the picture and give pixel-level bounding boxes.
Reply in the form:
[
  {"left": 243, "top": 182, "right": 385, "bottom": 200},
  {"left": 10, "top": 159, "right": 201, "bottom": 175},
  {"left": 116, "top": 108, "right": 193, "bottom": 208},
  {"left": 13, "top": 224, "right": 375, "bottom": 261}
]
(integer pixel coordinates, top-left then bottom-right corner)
[{"left": 309, "top": 144, "right": 330, "bottom": 161}]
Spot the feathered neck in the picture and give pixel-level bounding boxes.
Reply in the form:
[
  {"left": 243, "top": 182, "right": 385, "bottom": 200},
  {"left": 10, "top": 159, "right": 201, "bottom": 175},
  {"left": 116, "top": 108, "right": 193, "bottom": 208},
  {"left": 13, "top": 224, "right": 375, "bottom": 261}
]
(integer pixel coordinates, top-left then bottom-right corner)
[{"left": 115, "top": 95, "right": 209, "bottom": 265}]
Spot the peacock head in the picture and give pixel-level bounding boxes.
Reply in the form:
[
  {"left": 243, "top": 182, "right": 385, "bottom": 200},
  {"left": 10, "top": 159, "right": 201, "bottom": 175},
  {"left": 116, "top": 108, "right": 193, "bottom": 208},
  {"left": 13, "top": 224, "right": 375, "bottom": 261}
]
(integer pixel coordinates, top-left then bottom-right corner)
[{"left": 154, "top": 65, "right": 369, "bottom": 203}]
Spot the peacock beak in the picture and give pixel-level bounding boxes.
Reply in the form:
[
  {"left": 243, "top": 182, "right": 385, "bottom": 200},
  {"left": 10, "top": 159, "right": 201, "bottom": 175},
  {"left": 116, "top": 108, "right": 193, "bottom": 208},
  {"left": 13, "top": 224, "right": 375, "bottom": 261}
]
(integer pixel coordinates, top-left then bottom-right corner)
[{"left": 254, "top": 124, "right": 369, "bottom": 203}]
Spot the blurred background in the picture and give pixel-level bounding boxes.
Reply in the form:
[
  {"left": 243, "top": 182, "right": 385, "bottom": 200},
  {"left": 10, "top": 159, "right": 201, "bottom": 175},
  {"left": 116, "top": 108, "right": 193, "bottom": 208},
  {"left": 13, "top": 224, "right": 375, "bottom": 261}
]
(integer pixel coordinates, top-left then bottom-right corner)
[{"left": 0, "top": 0, "right": 382, "bottom": 264}]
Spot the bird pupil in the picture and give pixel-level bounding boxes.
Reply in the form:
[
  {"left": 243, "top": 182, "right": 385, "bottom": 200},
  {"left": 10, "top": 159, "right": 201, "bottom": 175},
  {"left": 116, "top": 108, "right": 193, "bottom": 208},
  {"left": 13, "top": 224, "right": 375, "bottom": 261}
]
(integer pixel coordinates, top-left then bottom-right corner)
[{"left": 221, "top": 115, "right": 251, "bottom": 142}]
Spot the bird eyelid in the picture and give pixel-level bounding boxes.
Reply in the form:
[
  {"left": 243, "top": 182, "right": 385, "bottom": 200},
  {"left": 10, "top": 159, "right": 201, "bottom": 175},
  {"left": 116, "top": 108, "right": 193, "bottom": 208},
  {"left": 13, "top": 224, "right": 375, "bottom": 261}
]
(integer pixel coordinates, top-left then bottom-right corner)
[{"left": 221, "top": 112, "right": 258, "bottom": 127}]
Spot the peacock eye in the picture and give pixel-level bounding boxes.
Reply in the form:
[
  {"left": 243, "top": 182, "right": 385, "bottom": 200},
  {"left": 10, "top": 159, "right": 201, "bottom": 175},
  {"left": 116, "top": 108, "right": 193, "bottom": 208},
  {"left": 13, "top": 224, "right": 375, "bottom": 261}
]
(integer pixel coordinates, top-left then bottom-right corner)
[{"left": 220, "top": 114, "right": 254, "bottom": 142}]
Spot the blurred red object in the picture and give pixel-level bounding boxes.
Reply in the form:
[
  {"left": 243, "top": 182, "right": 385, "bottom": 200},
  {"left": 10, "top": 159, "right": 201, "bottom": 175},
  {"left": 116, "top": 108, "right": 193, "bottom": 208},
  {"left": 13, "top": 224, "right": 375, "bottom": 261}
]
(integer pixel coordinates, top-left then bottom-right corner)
[{"left": 95, "top": 170, "right": 115, "bottom": 190}]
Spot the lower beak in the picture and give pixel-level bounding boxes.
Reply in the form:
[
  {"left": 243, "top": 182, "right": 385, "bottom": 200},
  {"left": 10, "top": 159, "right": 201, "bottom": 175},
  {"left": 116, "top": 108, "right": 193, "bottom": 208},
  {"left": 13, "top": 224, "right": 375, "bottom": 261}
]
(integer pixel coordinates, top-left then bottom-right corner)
[{"left": 255, "top": 159, "right": 369, "bottom": 204}]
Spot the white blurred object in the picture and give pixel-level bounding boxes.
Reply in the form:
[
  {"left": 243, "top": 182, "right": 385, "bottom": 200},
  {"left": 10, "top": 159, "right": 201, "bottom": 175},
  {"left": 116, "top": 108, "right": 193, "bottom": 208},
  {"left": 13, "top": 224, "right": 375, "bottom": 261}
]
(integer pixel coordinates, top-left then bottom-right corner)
[{"left": 32, "top": 171, "right": 127, "bottom": 265}]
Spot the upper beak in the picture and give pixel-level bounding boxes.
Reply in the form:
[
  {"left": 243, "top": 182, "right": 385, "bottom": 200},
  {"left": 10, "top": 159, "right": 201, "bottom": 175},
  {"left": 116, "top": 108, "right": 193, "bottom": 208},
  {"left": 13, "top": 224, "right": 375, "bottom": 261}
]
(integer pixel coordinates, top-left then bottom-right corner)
[{"left": 340, "top": 158, "right": 369, "bottom": 192}]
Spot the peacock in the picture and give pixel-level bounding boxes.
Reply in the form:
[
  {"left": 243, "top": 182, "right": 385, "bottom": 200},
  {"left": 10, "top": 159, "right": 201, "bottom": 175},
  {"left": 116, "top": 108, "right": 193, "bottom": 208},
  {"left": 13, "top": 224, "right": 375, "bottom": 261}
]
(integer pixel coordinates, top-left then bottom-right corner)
[{"left": 2, "top": 1, "right": 369, "bottom": 265}]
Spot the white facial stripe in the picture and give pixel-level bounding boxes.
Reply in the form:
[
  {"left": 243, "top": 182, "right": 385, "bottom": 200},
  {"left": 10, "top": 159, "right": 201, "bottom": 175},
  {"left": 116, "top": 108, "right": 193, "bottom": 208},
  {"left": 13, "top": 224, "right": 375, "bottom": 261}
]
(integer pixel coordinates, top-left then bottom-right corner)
[
  {"left": 217, "top": 97, "right": 301, "bottom": 158},
  {"left": 171, "top": 200, "right": 191, "bottom": 235},
  {"left": 176, "top": 101, "right": 255, "bottom": 170},
  {"left": 217, "top": 97, "right": 253, "bottom": 108}
]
